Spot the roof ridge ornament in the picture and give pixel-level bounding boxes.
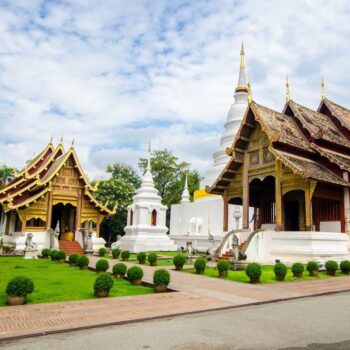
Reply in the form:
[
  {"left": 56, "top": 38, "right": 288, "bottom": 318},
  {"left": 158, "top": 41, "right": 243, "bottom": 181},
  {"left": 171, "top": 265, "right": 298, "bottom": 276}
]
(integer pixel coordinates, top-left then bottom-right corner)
[
  {"left": 286, "top": 75, "right": 291, "bottom": 102},
  {"left": 235, "top": 41, "right": 247, "bottom": 93},
  {"left": 247, "top": 79, "right": 252, "bottom": 104},
  {"left": 321, "top": 77, "right": 326, "bottom": 102}
]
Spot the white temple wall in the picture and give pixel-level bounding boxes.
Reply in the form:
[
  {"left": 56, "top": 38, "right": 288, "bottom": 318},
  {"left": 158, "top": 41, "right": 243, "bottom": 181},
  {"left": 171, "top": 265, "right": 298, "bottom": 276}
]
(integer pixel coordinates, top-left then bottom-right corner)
[{"left": 245, "top": 230, "right": 350, "bottom": 264}]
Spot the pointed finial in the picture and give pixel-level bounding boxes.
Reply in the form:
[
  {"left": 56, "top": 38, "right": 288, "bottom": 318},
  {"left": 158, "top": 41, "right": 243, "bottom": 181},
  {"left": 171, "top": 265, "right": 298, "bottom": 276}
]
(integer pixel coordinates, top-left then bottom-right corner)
[
  {"left": 71, "top": 138, "right": 74, "bottom": 146},
  {"left": 148, "top": 140, "right": 151, "bottom": 153},
  {"left": 286, "top": 75, "right": 291, "bottom": 102},
  {"left": 240, "top": 41, "right": 245, "bottom": 69},
  {"left": 50, "top": 135, "right": 53, "bottom": 144},
  {"left": 247, "top": 79, "right": 252, "bottom": 104},
  {"left": 321, "top": 77, "right": 326, "bottom": 101},
  {"left": 60, "top": 135, "right": 63, "bottom": 144},
  {"left": 181, "top": 172, "right": 190, "bottom": 204}
]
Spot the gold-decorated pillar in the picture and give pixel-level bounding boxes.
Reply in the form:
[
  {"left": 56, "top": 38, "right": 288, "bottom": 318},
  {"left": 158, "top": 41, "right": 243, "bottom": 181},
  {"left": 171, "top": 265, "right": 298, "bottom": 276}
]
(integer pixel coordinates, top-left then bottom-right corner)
[
  {"left": 46, "top": 183, "right": 53, "bottom": 230},
  {"left": 75, "top": 188, "right": 83, "bottom": 231},
  {"left": 305, "top": 181, "right": 312, "bottom": 231},
  {"left": 275, "top": 160, "right": 283, "bottom": 231},
  {"left": 223, "top": 190, "right": 228, "bottom": 232},
  {"left": 242, "top": 152, "right": 250, "bottom": 229}
]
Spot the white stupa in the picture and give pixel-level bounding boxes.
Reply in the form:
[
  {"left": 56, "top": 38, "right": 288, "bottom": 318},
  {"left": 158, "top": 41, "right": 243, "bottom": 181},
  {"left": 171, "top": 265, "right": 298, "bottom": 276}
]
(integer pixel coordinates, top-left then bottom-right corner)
[
  {"left": 169, "top": 43, "right": 250, "bottom": 252},
  {"left": 120, "top": 145, "right": 177, "bottom": 253}
]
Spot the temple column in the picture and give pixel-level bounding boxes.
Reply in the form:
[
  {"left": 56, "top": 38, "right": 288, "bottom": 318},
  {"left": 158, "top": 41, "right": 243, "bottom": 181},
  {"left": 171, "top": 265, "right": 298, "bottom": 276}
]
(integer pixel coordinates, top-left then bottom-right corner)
[
  {"left": 5, "top": 212, "right": 10, "bottom": 234},
  {"left": 46, "top": 185, "right": 53, "bottom": 230},
  {"left": 275, "top": 160, "right": 283, "bottom": 231},
  {"left": 343, "top": 172, "right": 350, "bottom": 234},
  {"left": 75, "top": 189, "right": 83, "bottom": 231},
  {"left": 223, "top": 190, "right": 228, "bottom": 232},
  {"left": 242, "top": 152, "right": 249, "bottom": 229},
  {"left": 305, "top": 181, "right": 312, "bottom": 231}
]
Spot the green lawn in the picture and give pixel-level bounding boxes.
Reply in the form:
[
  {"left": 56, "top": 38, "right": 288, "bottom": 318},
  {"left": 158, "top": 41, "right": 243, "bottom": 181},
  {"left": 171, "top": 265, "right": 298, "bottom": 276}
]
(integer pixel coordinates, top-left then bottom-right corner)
[
  {"left": 0, "top": 257, "right": 153, "bottom": 306},
  {"left": 182, "top": 265, "right": 345, "bottom": 284}
]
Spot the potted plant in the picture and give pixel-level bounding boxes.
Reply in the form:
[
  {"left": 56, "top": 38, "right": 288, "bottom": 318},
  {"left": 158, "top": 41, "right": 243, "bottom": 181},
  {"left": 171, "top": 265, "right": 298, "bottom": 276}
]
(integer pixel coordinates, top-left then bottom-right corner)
[
  {"left": 217, "top": 260, "right": 230, "bottom": 278},
  {"left": 112, "top": 248, "right": 121, "bottom": 259},
  {"left": 56, "top": 250, "right": 66, "bottom": 263},
  {"left": 306, "top": 261, "right": 319, "bottom": 277},
  {"left": 153, "top": 269, "right": 170, "bottom": 293},
  {"left": 41, "top": 248, "right": 51, "bottom": 259},
  {"left": 274, "top": 262, "right": 287, "bottom": 281},
  {"left": 137, "top": 252, "right": 147, "bottom": 264},
  {"left": 112, "top": 263, "right": 127, "bottom": 278},
  {"left": 173, "top": 254, "right": 186, "bottom": 271},
  {"left": 6, "top": 276, "right": 34, "bottom": 306},
  {"left": 95, "top": 259, "right": 109, "bottom": 272},
  {"left": 194, "top": 257, "right": 207, "bottom": 274},
  {"left": 77, "top": 255, "right": 90, "bottom": 270},
  {"left": 245, "top": 263, "right": 262, "bottom": 284},
  {"left": 325, "top": 260, "right": 338, "bottom": 276},
  {"left": 340, "top": 260, "right": 350, "bottom": 275},
  {"left": 49, "top": 250, "right": 58, "bottom": 261},
  {"left": 94, "top": 273, "right": 114, "bottom": 298},
  {"left": 121, "top": 250, "right": 130, "bottom": 261},
  {"left": 127, "top": 266, "right": 144, "bottom": 285},
  {"left": 291, "top": 262, "right": 304, "bottom": 278},
  {"left": 148, "top": 253, "right": 157, "bottom": 266},
  {"left": 98, "top": 247, "right": 107, "bottom": 257},
  {"left": 68, "top": 253, "right": 79, "bottom": 266}
]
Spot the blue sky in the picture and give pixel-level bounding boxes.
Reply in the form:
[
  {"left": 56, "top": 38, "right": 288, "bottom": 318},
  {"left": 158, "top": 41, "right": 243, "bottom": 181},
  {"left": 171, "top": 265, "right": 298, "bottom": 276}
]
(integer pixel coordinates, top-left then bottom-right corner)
[{"left": 1, "top": 0, "right": 350, "bottom": 179}]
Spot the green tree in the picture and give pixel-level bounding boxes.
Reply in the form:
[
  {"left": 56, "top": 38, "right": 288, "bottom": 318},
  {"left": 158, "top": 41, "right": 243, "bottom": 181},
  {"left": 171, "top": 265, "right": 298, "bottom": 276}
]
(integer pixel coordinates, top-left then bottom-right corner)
[
  {"left": 0, "top": 165, "right": 14, "bottom": 188},
  {"left": 139, "top": 149, "right": 200, "bottom": 225},
  {"left": 94, "top": 163, "right": 141, "bottom": 243}
]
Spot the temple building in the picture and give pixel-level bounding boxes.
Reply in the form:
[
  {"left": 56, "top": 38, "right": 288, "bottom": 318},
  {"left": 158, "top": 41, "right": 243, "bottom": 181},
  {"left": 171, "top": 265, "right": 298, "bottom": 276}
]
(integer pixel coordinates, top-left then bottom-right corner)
[
  {"left": 170, "top": 44, "right": 252, "bottom": 251},
  {"left": 0, "top": 140, "right": 114, "bottom": 253},
  {"left": 207, "top": 81, "right": 350, "bottom": 263}
]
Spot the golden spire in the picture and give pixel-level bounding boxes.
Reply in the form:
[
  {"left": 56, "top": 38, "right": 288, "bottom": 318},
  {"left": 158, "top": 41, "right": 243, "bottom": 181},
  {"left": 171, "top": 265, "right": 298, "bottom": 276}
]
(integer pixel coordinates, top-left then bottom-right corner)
[
  {"left": 321, "top": 77, "right": 326, "bottom": 101},
  {"left": 240, "top": 41, "right": 245, "bottom": 69},
  {"left": 286, "top": 75, "right": 291, "bottom": 102},
  {"left": 247, "top": 79, "right": 252, "bottom": 104}
]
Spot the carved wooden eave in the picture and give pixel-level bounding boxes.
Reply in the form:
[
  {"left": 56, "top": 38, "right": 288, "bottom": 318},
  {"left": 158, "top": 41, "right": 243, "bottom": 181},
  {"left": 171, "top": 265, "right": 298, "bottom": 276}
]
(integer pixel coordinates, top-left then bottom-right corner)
[
  {"left": 84, "top": 190, "right": 116, "bottom": 216},
  {"left": 4, "top": 187, "right": 49, "bottom": 212}
]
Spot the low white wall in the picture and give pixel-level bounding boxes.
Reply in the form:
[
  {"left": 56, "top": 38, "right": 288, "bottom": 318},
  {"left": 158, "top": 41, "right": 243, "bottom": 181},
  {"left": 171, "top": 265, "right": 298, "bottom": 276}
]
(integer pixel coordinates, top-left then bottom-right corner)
[{"left": 245, "top": 230, "right": 350, "bottom": 264}]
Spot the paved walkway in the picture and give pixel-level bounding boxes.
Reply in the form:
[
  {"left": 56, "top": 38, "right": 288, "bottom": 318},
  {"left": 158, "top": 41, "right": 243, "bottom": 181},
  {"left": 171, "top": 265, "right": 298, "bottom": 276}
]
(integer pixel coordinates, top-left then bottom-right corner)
[{"left": 1, "top": 256, "right": 350, "bottom": 340}]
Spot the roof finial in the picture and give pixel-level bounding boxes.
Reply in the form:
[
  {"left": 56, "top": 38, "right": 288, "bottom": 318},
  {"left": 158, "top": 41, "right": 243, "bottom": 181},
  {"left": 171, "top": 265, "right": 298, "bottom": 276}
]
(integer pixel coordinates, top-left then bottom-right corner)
[
  {"left": 286, "top": 75, "right": 291, "bottom": 102},
  {"left": 146, "top": 141, "right": 152, "bottom": 172},
  {"left": 247, "top": 79, "right": 252, "bottom": 104},
  {"left": 60, "top": 135, "right": 63, "bottom": 144},
  {"left": 148, "top": 140, "right": 151, "bottom": 153},
  {"left": 50, "top": 135, "right": 53, "bottom": 144},
  {"left": 71, "top": 138, "right": 75, "bottom": 146},
  {"left": 240, "top": 41, "right": 245, "bottom": 69},
  {"left": 181, "top": 172, "right": 190, "bottom": 204},
  {"left": 321, "top": 77, "right": 326, "bottom": 101}
]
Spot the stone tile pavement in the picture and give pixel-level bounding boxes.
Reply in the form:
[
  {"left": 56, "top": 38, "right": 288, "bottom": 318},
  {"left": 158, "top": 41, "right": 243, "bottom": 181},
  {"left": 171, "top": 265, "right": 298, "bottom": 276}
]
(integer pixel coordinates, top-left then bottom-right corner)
[{"left": 0, "top": 256, "right": 350, "bottom": 340}]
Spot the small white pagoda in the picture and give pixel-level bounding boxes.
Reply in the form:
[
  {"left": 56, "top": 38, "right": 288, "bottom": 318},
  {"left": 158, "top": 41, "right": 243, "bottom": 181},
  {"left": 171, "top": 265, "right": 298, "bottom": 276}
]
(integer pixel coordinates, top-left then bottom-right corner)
[{"left": 119, "top": 147, "right": 177, "bottom": 253}]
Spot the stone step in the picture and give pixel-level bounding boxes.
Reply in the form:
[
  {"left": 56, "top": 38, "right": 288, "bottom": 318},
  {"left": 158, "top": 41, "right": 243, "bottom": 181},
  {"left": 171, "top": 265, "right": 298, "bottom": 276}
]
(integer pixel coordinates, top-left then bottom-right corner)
[{"left": 59, "top": 240, "right": 84, "bottom": 256}]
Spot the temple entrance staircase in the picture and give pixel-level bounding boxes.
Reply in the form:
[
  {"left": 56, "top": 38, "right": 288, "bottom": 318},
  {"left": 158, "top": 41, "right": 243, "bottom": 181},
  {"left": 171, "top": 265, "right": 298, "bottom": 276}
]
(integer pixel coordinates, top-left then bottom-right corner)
[
  {"left": 219, "top": 242, "right": 245, "bottom": 260},
  {"left": 59, "top": 240, "right": 84, "bottom": 255}
]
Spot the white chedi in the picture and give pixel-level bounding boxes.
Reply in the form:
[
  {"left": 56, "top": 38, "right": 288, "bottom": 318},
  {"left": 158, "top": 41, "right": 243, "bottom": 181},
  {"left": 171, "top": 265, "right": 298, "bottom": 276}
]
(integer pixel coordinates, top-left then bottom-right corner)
[{"left": 119, "top": 148, "right": 177, "bottom": 253}]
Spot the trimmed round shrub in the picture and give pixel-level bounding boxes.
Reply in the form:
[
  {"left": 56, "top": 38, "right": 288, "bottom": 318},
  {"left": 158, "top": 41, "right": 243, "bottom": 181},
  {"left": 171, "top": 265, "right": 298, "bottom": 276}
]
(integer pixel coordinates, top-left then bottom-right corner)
[
  {"left": 245, "top": 263, "right": 262, "bottom": 281},
  {"left": 153, "top": 269, "right": 170, "bottom": 286},
  {"left": 121, "top": 250, "right": 130, "bottom": 261},
  {"left": 137, "top": 252, "right": 147, "bottom": 264},
  {"left": 148, "top": 253, "right": 157, "bottom": 265},
  {"left": 127, "top": 266, "right": 144, "bottom": 282},
  {"left": 173, "top": 254, "right": 186, "bottom": 269},
  {"left": 77, "top": 255, "right": 89, "bottom": 268},
  {"left": 95, "top": 259, "right": 109, "bottom": 272},
  {"left": 68, "top": 254, "right": 79, "bottom": 265},
  {"left": 99, "top": 247, "right": 107, "bottom": 257},
  {"left": 6, "top": 276, "right": 34, "bottom": 296},
  {"left": 41, "top": 248, "right": 51, "bottom": 258},
  {"left": 112, "top": 248, "right": 121, "bottom": 259},
  {"left": 194, "top": 257, "right": 207, "bottom": 273},
  {"left": 340, "top": 260, "right": 350, "bottom": 274},
  {"left": 113, "top": 263, "right": 127, "bottom": 276},
  {"left": 292, "top": 262, "right": 304, "bottom": 277},
  {"left": 49, "top": 250, "right": 58, "bottom": 261},
  {"left": 56, "top": 250, "right": 66, "bottom": 261},
  {"left": 274, "top": 262, "right": 287, "bottom": 276},
  {"left": 217, "top": 260, "right": 230, "bottom": 272},
  {"left": 306, "top": 261, "right": 319, "bottom": 272},
  {"left": 94, "top": 273, "right": 114, "bottom": 291},
  {"left": 325, "top": 260, "right": 338, "bottom": 275}
]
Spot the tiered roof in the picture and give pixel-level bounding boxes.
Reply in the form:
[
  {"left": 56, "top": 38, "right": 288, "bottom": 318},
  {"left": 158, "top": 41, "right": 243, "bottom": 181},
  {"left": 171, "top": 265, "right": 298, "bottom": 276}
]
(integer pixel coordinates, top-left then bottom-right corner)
[
  {"left": 208, "top": 97, "right": 350, "bottom": 195},
  {"left": 0, "top": 142, "right": 114, "bottom": 215}
]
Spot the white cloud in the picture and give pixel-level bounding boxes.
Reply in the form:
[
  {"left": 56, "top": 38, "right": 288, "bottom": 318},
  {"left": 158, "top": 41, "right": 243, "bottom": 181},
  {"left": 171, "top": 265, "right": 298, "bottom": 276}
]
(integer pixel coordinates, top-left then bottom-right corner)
[{"left": 0, "top": 0, "right": 350, "bottom": 180}]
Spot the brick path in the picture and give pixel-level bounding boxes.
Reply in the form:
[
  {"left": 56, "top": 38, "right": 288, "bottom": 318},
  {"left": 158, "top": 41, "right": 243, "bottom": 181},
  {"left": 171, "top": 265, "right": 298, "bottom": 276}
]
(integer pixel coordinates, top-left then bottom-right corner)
[{"left": 0, "top": 256, "right": 350, "bottom": 340}]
